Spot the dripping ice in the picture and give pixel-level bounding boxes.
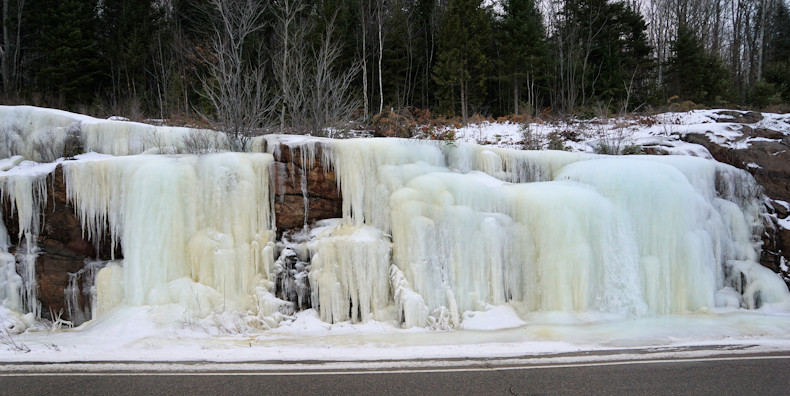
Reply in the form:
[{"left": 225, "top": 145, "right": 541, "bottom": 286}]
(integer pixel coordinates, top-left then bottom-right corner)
[{"left": 0, "top": 106, "right": 788, "bottom": 337}]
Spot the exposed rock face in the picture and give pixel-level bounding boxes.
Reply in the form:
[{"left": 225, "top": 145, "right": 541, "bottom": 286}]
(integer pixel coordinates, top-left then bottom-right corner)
[
  {"left": 1, "top": 146, "right": 344, "bottom": 321},
  {"left": 269, "top": 143, "right": 342, "bottom": 233},
  {"left": 680, "top": 113, "right": 790, "bottom": 282},
  {"left": 4, "top": 125, "right": 790, "bottom": 321},
  {"left": 2, "top": 165, "right": 116, "bottom": 321},
  {"left": 713, "top": 110, "right": 764, "bottom": 124}
]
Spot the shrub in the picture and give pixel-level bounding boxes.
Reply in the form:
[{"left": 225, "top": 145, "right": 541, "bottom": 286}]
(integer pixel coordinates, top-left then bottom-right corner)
[
  {"left": 750, "top": 81, "right": 783, "bottom": 109},
  {"left": 546, "top": 132, "right": 565, "bottom": 150},
  {"left": 371, "top": 109, "right": 416, "bottom": 138},
  {"left": 620, "top": 144, "right": 644, "bottom": 155},
  {"left": 427, "top": 128, "right": 456, "bottom": 143},
  {"left": 520, "top": 123, "right": 544, "bottom": 150},
  {"left": 62, "top": 125, "right": 83, "bottom": 158},
  {"left": 181, "top": 130, "right": 225, "bottom": 154}
]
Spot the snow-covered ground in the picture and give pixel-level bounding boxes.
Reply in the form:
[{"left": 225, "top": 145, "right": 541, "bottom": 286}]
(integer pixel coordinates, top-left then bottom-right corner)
[
  {"left": 2, "top": 106, "right": 790, "bottom": 364},
  {"left": 450, "top": 109, "right": 790, "bottom": 154},
  {"left": 3, "top": 305, "right": 790, "bottom": 363},
  {"left": 447, "top": 109, "right": 790, "bottom": 235}
]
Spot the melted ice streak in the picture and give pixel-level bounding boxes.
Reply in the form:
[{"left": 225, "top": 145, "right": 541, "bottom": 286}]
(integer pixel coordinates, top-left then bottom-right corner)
[
  {"left": 274, "top": 137, "right": 787, "bottom": 327},
  {"left": 63, "top": 153, "right": 279, "bottom": 324}
]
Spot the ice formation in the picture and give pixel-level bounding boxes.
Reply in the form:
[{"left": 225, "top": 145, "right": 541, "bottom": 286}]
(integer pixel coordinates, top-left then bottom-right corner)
[
  {"left": 0, "top": 105, "right": 225, "bottom": 160},
  {"left": 63, "top": 153, "right": 277, "bottom": 318},
  {"left": 0, "top": 105, "right": 788, "bottom": 335}
]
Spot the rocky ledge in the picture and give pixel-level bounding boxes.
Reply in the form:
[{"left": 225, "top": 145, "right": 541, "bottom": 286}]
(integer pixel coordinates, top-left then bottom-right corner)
[{"left": 678, "top": 111, "right": 790, "bottom": 281}]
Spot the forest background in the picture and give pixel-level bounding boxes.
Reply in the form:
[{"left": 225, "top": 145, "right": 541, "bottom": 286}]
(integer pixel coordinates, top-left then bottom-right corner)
[{"left": 1, "top": 0, "right": 789, "bottom": 136}]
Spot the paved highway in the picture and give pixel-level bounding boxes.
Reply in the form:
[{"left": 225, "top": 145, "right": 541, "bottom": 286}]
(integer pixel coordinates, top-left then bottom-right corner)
[{"left": 1, "top": 354, "right": 788, "bottom": 395}]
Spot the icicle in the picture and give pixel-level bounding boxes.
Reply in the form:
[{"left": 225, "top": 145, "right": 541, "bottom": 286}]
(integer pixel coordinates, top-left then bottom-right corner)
[
  {"left": 95, "top": 262, "right": 124, "bottom": 318},
  {"left": 15, "top": 233, "right": 40, "bottom": 317},
  {"left": 64, "top": 260, "right": 111, "bottom": 325},
  {"left": 0, "top": 171, "right": 50, "bottom": 239},
  {"left": 389, "top": 264, "right": 428, "bottom": 327},
  {"left": 66, "top": 153, "right": 277, "bottom": 319},
  {"left": 307, "top": 222, "right": 391, "bottom": 323},
  {"left": 0, "top": 210, "right": 21, "bottom": 312},
  {"left": 0, "top": 164, "right": 54, "bottom": 318}
]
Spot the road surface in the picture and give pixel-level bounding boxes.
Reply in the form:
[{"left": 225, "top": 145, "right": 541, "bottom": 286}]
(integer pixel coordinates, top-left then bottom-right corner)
[{"left": 1, "top": 351, "right": 787, "bottom": 395}]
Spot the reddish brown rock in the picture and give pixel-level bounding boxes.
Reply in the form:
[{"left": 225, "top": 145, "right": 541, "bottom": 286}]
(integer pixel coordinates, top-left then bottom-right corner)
[
  {"left": 682, "top": 134, "right": 790, "bottom": 208},
  {"left": 270, "top": 143, "right": 343, "bottom": 233},
  {"left": 2, "top": 165, "right": 116, "bottom": 322},
  {"left": 274, "top": 194, "right": 343, "bottom": 231},
  {"left": 1, "top": 145, "right": 343, "bottom": 321}
]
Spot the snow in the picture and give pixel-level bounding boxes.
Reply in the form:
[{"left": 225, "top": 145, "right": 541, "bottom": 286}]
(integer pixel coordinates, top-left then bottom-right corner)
[
  {"left": 461, "top": 304, "right": 527, "bottom": 330},
  {"left": 769, "top": 200, "right": 790, "bottom": 231},
  {"left": 2, "top": 306, "right": 790, "bottom": 363},
  {"left": 0, "top": 105, "right": 226, "bottom": 159},
  {"left": 449, "top": 109, "right": 789, "bottom": 155},
  {"left": 2, "top": 106, "right": 790, "bottom": 363}
]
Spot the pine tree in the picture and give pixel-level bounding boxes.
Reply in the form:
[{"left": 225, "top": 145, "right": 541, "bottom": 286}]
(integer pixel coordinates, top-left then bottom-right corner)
[
  {"left": 666, "top": 25, "right": 729, "bottom": 105},
  {"left": 28, "top": 0, "right": 102, "bottom": 107},
  {"left": 593, "top": 1, "right": 653, "bottom": 110},
  {"left": 761, "top": 1, "right": 790, "bottom": 103},
  {"left": 433, "top": 0, "right": 490, "bottom": 121},
  {"left": 553, "top": 0, "right": 653, "bottom": 113},
  {"left": 498, "top": 0, "right": 548, "bottom": 116},
  {"left": 97, "top": 0, "right": 163, "bottom": 113}
]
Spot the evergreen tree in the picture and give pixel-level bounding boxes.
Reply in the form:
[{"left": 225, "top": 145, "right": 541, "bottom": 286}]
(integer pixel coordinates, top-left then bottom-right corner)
[
  {"left": 97, "top": 0, "right": 163, "bottom": 113},
  {"left": 498, "top": 0, "right": 548, "bottom": 116},
  {"left": 433, "top": 0, "right": 490, "bottom": 121},
  {"left": 592, "top": 1, "right": 653, "bottom": 110},
  {"left": 553, "top": 0, "right": 653, "bottom": 113},
  {"left": 28, "top": 0, "right": 102, "bottom": 106},
  {"left": 382, "top": 0, "right": 418, "bottom": 109},
  {"left": 666, "top": 25, "right": 730, "bottom": 105},
  {"left": 761, "top": 1, "right": 790, "bottom": 103}
]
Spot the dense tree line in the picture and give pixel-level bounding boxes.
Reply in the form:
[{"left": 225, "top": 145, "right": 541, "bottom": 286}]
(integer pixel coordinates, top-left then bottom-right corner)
[{"left": 1, "top": 0, "right": 790, "bottom": 133}]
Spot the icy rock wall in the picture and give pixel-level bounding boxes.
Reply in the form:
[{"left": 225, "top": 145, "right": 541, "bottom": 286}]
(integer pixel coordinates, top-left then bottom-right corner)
[
  {"left": 0, "top": 164, "right": 54, "bottom": 318},
  {"left": 1, "top": 114, "right": 788, "bottom": 330},
  {"left": 63, "top": 153, "right": 277, "bottom": 316},
  {"left": 262, "top": 136, "right": 343, "bottom": 232},
  {"left": 306, "top": 138, "right": 788, "bottom": 326},
  {"left": 81, "top": 122, "right": 226, "bottom": 156}
]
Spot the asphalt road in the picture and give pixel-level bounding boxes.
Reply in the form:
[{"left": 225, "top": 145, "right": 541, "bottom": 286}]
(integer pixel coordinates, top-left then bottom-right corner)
[{"left": 1, "top": 354, "right": 788, "bottom": 395}]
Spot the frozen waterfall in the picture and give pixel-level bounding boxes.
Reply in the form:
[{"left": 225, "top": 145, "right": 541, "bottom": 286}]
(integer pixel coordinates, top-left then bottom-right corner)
[{"left": 0, "top": 105, "right": 788, "bottom": 334}]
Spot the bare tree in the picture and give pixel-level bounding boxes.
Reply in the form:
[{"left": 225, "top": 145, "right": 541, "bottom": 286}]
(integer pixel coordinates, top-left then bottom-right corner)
[
  {"left": 0, "top": 0, "right": 24, "bottom": 97},
  {"left": 309, "top": 13, "right": 362, "bottom": 133},
  {"left": 197, "top": 0, "right": 274, "bottom": 150},
  {"left": 272, "top": 0, "right": 312, "bottom": 132},
  {"left": 273, "top": 0, "right": 307, "bottom": 132},
  {"left": 357, "top": 0, "right": 373, "bottom": 120},
  {"left": 271, "top": 8, "right": 361, "bottom": 134},
  {"left": 377, "top": 0, "right": 384, "bottom": 114}
]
